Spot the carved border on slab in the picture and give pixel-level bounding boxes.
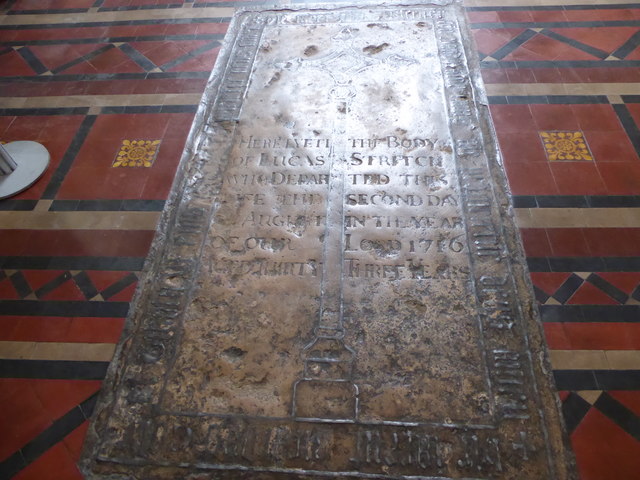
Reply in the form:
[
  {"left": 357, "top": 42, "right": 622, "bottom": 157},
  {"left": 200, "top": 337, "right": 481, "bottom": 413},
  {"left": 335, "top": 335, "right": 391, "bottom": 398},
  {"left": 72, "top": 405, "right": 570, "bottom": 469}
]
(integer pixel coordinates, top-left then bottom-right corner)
[{"left": 80, "top": 4, "right": 576, "bottom": 479}]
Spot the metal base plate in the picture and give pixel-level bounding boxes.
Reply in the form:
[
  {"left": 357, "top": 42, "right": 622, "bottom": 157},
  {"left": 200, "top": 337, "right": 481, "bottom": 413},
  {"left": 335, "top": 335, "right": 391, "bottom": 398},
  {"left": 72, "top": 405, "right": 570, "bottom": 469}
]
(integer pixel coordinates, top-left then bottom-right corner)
[{"left": 0, "top": 141, "right": 50, "bottom": 199}]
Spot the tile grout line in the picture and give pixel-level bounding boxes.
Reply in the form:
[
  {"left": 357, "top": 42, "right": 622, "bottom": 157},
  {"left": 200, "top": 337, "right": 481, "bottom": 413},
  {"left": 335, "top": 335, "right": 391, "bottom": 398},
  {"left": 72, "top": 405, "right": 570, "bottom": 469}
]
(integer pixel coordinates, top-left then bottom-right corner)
[{"left": 41, "top": 115, "right": 97, "bottom": 200}]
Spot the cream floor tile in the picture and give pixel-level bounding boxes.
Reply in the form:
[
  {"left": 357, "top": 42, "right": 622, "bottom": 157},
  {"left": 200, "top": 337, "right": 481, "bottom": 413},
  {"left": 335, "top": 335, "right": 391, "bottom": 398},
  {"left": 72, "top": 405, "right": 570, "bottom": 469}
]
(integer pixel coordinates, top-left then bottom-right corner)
[
  {"left": 485, "top": 84, "right": 640, "bottom": 97},
  {"left": 0, "top": 7, "right": 235, "bottom": 26},
  {"left": 514, "top": 208, "right": 640, "bottom": 228},
  {"left": 605, "top": 351, "right": 640, "bottom": 370},
  {"left": 0, "top": 341, "right": 36, "bottom": 360},
  {"left": 0, "top": 211, "right": 160, "bottom": 230},
  {"left": 29, "top": 342, "right": 116, "bottom": 362},
  {"left": 549, "top": 350, "right": 609, "bottom": 370},
  {"left": 0, "top": 94, "right": 202, "bottom": 109}
]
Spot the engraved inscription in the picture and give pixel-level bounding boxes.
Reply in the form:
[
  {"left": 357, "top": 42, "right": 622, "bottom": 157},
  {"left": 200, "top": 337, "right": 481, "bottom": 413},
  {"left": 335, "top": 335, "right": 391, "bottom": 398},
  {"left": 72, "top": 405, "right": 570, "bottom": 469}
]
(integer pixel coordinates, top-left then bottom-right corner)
[{"left": 85, "top": 5, "right": 575, "bottom": 480}]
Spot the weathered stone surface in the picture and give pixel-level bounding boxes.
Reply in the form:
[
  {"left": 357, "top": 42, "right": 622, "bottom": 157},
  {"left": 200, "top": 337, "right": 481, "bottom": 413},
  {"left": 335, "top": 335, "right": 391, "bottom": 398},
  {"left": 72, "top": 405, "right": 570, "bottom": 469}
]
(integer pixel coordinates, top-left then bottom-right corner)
[{"left": 81, "top": 3, "right": 576, "bottom": 479}]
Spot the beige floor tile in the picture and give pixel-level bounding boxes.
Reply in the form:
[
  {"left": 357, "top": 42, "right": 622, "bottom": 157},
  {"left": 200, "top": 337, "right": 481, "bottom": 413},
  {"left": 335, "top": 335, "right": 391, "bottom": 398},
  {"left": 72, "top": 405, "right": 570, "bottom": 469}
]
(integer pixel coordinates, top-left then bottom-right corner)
[
  {"left": 576, "top": 390, "right": 602, "bottom": 405},
  {"left": 30, "top": 342, "right": 116, "bottom": 361},
  {"left": 549, "top": 350, "right": 608, "bottom": 370},
  {"left": 0, "top": 211, "right": 160, "bottom": 230},
  {"left": 605, "top": 351, "right": 640, "bottom": 370},
  {"left": 0, "top": 341, "right": 37, "bottom": 360}
]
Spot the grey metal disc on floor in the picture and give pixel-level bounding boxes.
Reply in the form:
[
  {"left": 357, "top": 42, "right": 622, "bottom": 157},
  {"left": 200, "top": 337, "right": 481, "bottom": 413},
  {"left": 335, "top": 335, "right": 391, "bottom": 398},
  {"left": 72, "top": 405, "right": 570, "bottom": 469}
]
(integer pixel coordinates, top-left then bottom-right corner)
[{"left": 0, "top": 141, "right": 50, "bottom": 199}]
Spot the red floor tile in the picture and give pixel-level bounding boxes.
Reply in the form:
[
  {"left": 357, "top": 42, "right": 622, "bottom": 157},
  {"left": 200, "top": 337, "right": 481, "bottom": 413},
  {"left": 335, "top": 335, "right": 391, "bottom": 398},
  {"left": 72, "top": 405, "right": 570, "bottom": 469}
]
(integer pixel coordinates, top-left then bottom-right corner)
[
  {"left": 107, "top": 282, "right": 137, "bottom": 302},
  {"left": 56, "top": 112, "right": 190, "bottom": 200},
  {"left": 563, "top": 323, "right": 640, "bottom": 350},
  {"left": 550, "top": 163, "right": 608, "bottom": 196},
  {"left": 87, "top": 47, "right": 146, "bottom": 75},
  {"left": 63, "top": 421, "right": 90, "bottom": 461},
  {"left": 3, "top": 315, "right": 125, "bottom": 343},
  {"left": 13, "top": 442, "right": 84, "bottom": 480},
  {"left": 11, "top": 0, "right": 94, "bottom": 10},
  {"left": 166, "top": 47, "right": 220, "bottom": 72},
  {"left": 530, "top": 272, "right": 572, "bottom": 295},
  {"left": 465, "top": 11, "right": 501, "bottom": 23},
  {"left": 572, "top": 408, "right": 640, "bottom": 480},
  {"left": 471, "top": 28, "right": 527, "bottom": 56},
  {"left": 595, "top": 272, "right": 640, "bottom": 295},
  {"left": 546, "top": 228, "right": 592, "bottom": 257},
  {"left": 530, "top": 104, "right": 581, "bottom": 131},
  {"left": 587, "top": 130, "right": 638, "bottom": 163},
  {"left": 0, "top": 382, "right": 51, "bottom": 461},
  {"left": 564, "top": 8, "right": 637, "bottom": 22},
  {"left": 0, "top": 230, "right": 32, "bottom": 256},
  {"left": 566, "top": 281, "right": 620, "bottom": 305},
  {"left": 7, "top": 26, "right": 109, "bottom": 43},
  {"left": 504, "top": 162, "right": 558, "bottom": 195},
  {"left": 3, "top": 316, "right": 73, "bottom": 342},
  {"left": 543, "top": 323, "right": 571, "bottom": 350},
  {"left": 21, "top": 270, "right": 69, "bottom": 293},
  {"left": 583, "top": 228, "right": 640, "bottom": 256},
  {"left": 28, "top": 44, "right": 107, "bottom": 72},
  {"left": 532, "top": 67, "right": 565, "bottom": 83},
  {"left": 104, "top": 0, "right": 183, "bottom": 6},
  {"left": 549, "top": 27, "right": 639, "bottom": 54},
  {"left": 504, "top": 35, "right": 601, "bottom": 62},
  {"left": 624, "top": 103, "right": 640, "bottom": 126},
  {"left": 505, "top": 67, "right": 537, "bottom": 83},
  {"left": 572, "top": 104, "right": 623, "bottom": 132},
  {"left": 519, "top": 228, "right": 553, "bottom": 257},
  {"left": 530, "top": 10, "right": 568, "bottom": 23},
  {"left": 497, "top": 130, "right": 548, "bottom": 164},
  {"left": 0, "top": 278, "right": 22, "bottom": 300},
  {"left": 0, "top": 230, "right": 154, "bottom": 257},
  {"left": 195, "top": 22, "right": 229, "bottom": 35},
  {"left": 0, "top": 50, "right": 38, "bottom": 77},
  {"left": 489, "top": 105, "right": 536, "bottom": 133},
  {"left": 597, "top": 162, "right": 640, "bottom": 195},
  {"left": 67, "top": 317, "right": 125, "bottom": 343},
  {"left": 38, "top": 279, "right": 86, "bottom": 301},
  {"left": 496, "top": 10, "right": 534, "bottom": 23},
  {"left": 32, "top": 380, "right": 101, "bottom": 422},
  {"left": 608, "top": 391, "right": 640, "bottom": 417},
  {"left": 0, "top": 379, "right": 29, "bottom": 404},
  {"left": 3, "top": 115, "right": 86, "bottom": 201},
  {"left": 84, "top": 271, "right": 133, "bottom": 292},
  {"left": 481, "top": 68, "right": 510, "bottom": 83},
  {"left": 129, "top": 40, "right": 210, "bottom": 67}
]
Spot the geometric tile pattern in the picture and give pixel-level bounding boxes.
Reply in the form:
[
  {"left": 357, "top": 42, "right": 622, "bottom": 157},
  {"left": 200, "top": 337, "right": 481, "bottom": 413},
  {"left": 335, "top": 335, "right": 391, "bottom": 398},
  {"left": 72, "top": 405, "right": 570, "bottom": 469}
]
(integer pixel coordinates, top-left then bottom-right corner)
[
  {"left": 562, "top": 391, "right": 640, "bottom": 441},
  {"left": 532, "top": 272, "right": 640, "bottom": 305},
  {"left": 0, "top": 270, "right": 138, "bottom": 302},
  {"left": 1, "top": 0, "right": 640, "bottom": 479},
  {"left": 112, "top": 140, "right": 160, "bottom": 168},
  {"left": 0, "top": 40, "right": 222, "bottom": 78},
  {"left": 475, "top": 26, "right": 640, "bottom": 64},
  {"left": 540, "top": 131, "right": 593, "bottom": 161}
]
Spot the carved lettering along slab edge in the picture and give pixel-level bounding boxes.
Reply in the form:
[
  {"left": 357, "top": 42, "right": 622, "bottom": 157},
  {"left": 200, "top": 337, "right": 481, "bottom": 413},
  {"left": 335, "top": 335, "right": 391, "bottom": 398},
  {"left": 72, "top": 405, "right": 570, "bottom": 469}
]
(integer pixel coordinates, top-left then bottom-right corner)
[{"left": 80, "top": 3, "right": 577, "bottom": 479}]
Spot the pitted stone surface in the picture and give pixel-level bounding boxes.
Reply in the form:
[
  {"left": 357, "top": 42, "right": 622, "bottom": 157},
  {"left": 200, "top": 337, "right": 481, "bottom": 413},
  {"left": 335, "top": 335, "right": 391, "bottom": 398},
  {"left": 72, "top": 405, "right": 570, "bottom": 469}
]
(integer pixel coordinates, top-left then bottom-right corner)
[{"left": 82, "top": 3, "right": 576, "bottom": 479}]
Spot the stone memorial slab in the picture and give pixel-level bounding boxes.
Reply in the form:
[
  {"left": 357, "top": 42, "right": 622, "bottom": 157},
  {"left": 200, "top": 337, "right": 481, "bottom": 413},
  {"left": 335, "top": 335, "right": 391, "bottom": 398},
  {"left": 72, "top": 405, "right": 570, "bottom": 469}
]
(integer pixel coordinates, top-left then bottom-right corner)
[{"left": 82, "top": 2, "right": 576, "bottom": 479}]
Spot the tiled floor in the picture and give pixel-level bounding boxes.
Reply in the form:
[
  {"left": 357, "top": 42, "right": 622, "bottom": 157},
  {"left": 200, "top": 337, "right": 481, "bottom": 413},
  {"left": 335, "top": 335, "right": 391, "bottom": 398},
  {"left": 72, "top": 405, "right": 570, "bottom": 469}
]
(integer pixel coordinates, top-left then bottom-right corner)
[{"left": 0, "top": 0, "right": 639, "bottom": 478}]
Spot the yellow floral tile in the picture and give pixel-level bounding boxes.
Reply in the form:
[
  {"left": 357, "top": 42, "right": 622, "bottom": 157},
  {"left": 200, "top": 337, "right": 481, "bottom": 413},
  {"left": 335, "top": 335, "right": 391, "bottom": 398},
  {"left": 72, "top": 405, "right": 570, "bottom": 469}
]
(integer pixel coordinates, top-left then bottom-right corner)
[
  {"left": 540, "top": 131, "right": 593, "bottom": 162},
  {"left": 113, "top": 139, "right": 161, "bottom": 168}
]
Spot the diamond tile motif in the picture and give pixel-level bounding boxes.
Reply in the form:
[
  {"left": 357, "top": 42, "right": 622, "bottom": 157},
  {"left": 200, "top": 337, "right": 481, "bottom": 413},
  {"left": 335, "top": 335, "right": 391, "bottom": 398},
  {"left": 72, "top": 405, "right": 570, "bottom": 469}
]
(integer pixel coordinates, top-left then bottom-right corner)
[
  {"left": 113, "top": 139, "right": 160, "bottom": 167},
  {"left": 540, "top": 131, "right": 593, "bottom": 161}
]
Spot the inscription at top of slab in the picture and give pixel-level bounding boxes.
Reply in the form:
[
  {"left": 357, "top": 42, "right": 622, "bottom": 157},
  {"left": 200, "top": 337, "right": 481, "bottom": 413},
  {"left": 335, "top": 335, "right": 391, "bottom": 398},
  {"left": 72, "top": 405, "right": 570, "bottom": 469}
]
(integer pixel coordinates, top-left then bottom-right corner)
[{"left": 83, "top": 4, "right": 576, "bottom": 480}]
